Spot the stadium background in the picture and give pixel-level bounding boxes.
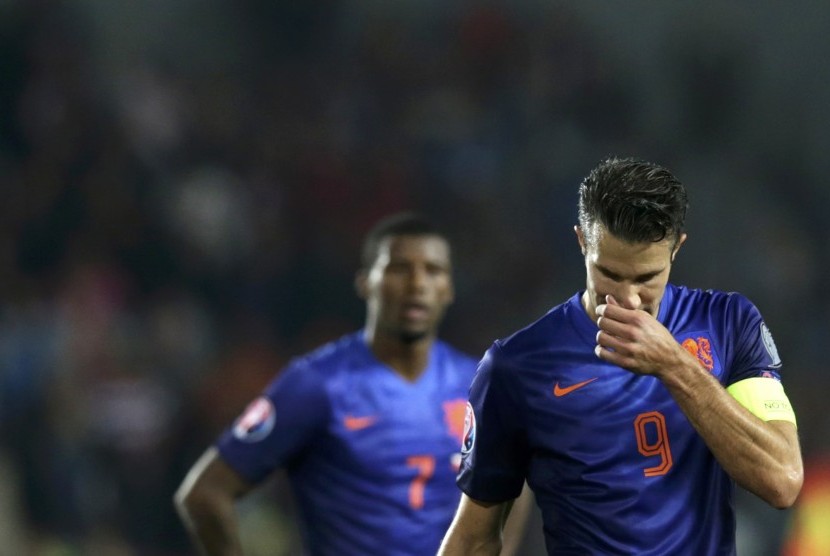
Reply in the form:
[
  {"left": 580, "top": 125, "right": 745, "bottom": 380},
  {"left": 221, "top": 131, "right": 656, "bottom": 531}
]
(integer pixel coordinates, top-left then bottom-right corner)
[{"left": 1, "top": 1, "right": 828, "bottom": 554}]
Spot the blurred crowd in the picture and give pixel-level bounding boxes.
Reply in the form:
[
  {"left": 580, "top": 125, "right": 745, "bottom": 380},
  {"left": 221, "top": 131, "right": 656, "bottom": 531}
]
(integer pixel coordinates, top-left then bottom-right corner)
[{"left": 1, "top": 1, "right": 828, "bottom": 554}]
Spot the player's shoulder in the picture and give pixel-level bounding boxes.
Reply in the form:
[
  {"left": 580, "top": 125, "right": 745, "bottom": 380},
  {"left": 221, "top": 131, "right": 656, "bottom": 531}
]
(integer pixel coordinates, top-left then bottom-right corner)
[
  {"left": 287, "top": 331, "right": 366, "bottom": 376},
  {"left": 433, "top": 339, "right": 480, "bottom": 373},
  {"left": 501, "top": 297, "right": 575, "bottom": 347},
  {"left": 668, "top": 284, "right": 759, "bottom": 317},
  {"left": 487, "top": 296, "right": 577, "bottom": 368}
]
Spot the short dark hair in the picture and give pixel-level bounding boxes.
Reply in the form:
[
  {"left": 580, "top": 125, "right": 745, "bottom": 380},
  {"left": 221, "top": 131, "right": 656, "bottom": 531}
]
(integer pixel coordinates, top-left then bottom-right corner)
[
  {"left": 360, "top": 212, "right": 447, "bottom": 268},
  {"left": 578, "top": 157, "right": 688, "bottom": 247}
]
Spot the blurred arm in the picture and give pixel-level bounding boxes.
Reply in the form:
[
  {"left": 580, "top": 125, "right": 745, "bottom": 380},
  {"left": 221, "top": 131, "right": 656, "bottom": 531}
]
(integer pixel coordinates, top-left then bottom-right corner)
[
  {"left": 174, "top": 447, "right": 254, "bottom": 556},
  {"left": 438, "top": 494, "right": 514, "bottom": 555},
  {"left": 500, "top": 482, "right": 535, "bottom": 556}
]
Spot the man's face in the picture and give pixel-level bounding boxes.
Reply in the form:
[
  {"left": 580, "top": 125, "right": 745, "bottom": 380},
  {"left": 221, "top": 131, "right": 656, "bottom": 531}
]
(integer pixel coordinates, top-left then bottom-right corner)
[
  {"left": 577, "top": 224, "right": 685, "bottom": 321},
  {"left": 359, "top": 234, "right": 454, "bottom": 343}
]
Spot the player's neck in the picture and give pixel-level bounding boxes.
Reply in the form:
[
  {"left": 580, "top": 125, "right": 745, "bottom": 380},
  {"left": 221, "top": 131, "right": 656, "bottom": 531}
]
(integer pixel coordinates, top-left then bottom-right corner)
[
  {"left": 368, "top": 333, "right": 434, "bottom": 382},
  {"left": 581, "top": 290, "right": 598, "bottom": 322}
]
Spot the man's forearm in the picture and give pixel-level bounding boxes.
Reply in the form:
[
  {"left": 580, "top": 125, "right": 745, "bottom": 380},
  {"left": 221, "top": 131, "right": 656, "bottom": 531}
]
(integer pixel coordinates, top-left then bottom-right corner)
[
  {"left": 177, "top": 496, "right": 245, "bottom": 556},
  {"left": 438, "top": 495, "right": 512, "bottom": 556},
  {"left": 660, "top": 361, "right": 802, "bottom": 507},
  {"left": 438, "top": 530, "right": 502, "bottom": 556}
]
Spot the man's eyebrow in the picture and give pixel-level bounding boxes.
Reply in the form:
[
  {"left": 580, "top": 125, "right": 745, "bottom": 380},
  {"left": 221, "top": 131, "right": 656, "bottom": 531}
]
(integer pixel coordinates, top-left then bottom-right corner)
[{"left": 596, "top": 264, "right": 663, "bottom": 282}]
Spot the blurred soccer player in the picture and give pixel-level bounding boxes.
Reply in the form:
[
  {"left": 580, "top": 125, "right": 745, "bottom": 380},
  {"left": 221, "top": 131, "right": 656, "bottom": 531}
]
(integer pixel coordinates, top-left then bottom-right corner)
[
  {"left": 175, "top": 212, "right": 479, "bottom": 555},
  {"left": 439, "top": 157, "right": 803, "bottom": 555}
]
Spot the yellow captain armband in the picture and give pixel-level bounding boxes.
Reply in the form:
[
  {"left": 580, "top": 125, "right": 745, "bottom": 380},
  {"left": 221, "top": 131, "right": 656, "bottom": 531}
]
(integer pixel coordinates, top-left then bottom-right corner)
[{"left": 726, "top": 377, "right": 797, "bottom": 427}]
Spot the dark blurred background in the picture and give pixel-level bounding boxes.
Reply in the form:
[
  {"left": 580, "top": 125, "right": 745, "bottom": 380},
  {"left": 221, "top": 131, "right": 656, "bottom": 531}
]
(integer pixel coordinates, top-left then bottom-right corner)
[{"left": 1, "top": 1, "right": 828, "bottom": 554}]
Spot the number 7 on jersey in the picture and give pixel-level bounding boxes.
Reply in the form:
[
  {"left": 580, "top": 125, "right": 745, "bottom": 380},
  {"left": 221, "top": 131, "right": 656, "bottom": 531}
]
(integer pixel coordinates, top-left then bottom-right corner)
[{"left": 406, "top": 455, "right": 435, "bottom": 509}]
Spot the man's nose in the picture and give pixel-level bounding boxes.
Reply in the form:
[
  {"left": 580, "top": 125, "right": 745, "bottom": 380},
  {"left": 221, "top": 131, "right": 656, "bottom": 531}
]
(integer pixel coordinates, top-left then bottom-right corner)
[
  {"left": 613, "top": 283, "right": 641, "bottom": 310},
  {"left": 408, "top": 267, "right": 428, "bottom": 290}
]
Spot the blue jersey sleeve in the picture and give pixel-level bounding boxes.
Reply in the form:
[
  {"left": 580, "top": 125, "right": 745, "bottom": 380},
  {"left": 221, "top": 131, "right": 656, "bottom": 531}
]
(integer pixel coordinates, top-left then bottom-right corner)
[
  {"left": 725, "top": 294, "right": 784, "bottom": 385},
  {"left": 457, "top": 342, "right": 528, "bottom": 502},
  {"left": 216, "top": 358, "right": 330, "bottom": 484}
]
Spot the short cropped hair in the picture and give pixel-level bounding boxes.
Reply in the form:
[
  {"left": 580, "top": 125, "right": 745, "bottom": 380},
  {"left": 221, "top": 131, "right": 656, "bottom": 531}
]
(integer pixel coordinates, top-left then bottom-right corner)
[
  {"left": 578, "top": 157, "right": 688, "bottom": 247},
  {"left": 360, "top": 212, "right": 447, "bottom": 269}
]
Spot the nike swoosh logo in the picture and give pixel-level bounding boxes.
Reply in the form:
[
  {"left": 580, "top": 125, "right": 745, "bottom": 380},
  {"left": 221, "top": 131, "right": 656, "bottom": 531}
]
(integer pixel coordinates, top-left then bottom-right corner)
[
  {"left": 343, "top": 415, "right": 378, "bottom": 431},
  {"left": 553, "top": 378, "right": 598, "bottom": 397}
]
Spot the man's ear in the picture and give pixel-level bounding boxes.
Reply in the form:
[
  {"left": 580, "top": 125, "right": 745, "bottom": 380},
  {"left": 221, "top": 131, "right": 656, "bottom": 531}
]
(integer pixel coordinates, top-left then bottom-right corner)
[
  {"left": 354, "top": 270, "right": 368, "bottom": 299},
  {"left": 671, "top": 233, "right": 688, "bottom": 263},
  {"left": 575, "top": 225, "right": 587, "bottom": 255}
]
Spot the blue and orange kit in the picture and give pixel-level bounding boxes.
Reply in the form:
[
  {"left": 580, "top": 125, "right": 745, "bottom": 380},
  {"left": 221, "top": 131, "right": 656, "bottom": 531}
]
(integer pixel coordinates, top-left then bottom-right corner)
[
  {"left": 458, "top": 284, "right": 794, "bottom": 555},
  {"left": 217, "top": 332, "right": 477, "bottom": 556}
]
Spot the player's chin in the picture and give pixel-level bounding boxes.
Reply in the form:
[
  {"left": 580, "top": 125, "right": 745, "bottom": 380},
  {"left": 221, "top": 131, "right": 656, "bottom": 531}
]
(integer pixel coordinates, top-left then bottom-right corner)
[{"left": 398, "top": 326, "right": 432, "bottom": 344}]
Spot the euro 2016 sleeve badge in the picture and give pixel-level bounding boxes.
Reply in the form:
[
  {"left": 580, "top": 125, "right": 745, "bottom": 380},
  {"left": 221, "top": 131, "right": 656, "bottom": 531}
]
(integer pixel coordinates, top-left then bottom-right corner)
[
  {"left": 760, "top": 322, "right": 782, "bottom": 368},
  {"left": 232, "top": 396, "right": 276, "bottom": 442},
  {"left": 461, "top": 402, "right": 476, "bottom": 455}
]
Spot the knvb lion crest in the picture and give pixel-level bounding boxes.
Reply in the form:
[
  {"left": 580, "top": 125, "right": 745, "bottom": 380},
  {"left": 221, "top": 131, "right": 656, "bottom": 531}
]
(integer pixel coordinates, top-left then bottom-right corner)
[
  {"left": 681, "top": 336, "right": 715, "bottom": 372},
  {"left": 443, "top": 398, "right": 468, "bottom": 445}
]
